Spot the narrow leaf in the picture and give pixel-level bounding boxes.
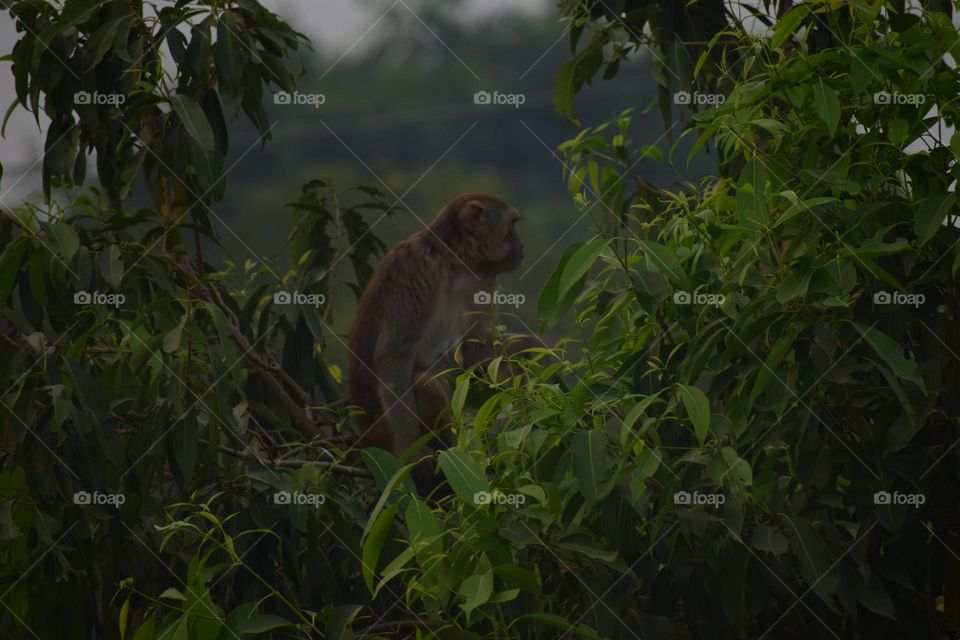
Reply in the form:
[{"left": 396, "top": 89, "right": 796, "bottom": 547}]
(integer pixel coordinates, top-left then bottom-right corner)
[
  {"left": 814, "top": 80, "right": 841, "bottom": 136},
  {"left": 677, "top": 384, "right": 710, "bottom": 445},
  {"left": 170, "top": 94, "right": 215, "bottom": 154},
  {"left": 437, "top": 450, "right": 489, "bottom": 503},
  {"left": 771, "top": 5, "right": 810, "bottom": 48}
]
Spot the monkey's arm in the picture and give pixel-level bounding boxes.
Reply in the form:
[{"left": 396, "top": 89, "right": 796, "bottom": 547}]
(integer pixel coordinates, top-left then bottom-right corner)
[{"left": 372, "top": 329, "right": 423, "bottom": 457}]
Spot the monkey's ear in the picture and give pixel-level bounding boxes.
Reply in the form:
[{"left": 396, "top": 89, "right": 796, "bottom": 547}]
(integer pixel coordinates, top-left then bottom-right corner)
[{"left": 458, "top": 200, "right": 487, "bottom": 235}]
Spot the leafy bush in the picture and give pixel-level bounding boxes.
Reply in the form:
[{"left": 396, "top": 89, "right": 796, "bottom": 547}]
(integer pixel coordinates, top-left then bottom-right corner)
[
  {"left": 365, "top": 2, "right": 960, "bottom": 638},
  {"left": 392, "top": 3, "right": 960, "bottom": 638}
]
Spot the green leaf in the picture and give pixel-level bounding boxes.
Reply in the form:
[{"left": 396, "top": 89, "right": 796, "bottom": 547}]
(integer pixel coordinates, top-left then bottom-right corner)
[
  {"left": 163, "top": 315, "right": 187, "bottom": 353},
  {"left": 629, "top": 445, "right": 661, "bottom": 501},
  {"left": 360, "top": 448, "right": 415, "bottom": 494},
  {"left": 0, "top": 238, "right": 28, "bottom": 307},
  {"left": 375, "top": 547, "right": 415, "bottom": 596},
  {"left": 362, "top": 459, "right": 416, "bottom": 549},
  {"left": 773, "top": 196, "right": 838, "bottom": 228},
  {"left": 131, "top": 615, "right": 155, "bottom": 640},
  {"left": 215, "top": 12, "right": 244, "bottom": 119},
  {"left": 859, "top": 575, "right": 896, "bottom": 618},
  {"left": 167, "top": 412, "right": 199, "bottom": 485},
  {"left": 159, "top": 588, "right": 185, "bottom": 601},
  {"left": 38, "top": 0, "right": 103, "bottom": 48},
  {"left": 638, "top": 240, "right": 684, "bottom": 286},
  {"left": 459, "top": 571, "right": 493, "bottom": 619},
  {"left": 361, "top": 502, "right": 399, "bottom": 592},
  {"left": 770, "top": 5, "right": 810, "bottom": 48},
  {"left": 493, "top": 564, "right": 541, "bottom": 594},
  {"left": 235, "top": 615, "right": 293, "bottom": 633},
  {"left": 538, "top": 242, "right": 587, "bottom": 330},
  {"left": 160, "top": 618, "right": 187, "bottom": 640},
  {"left": 719, "top": 447, "right": 752, "bottom": 487},
  {"left": 752, "top": 526, "right": 789, "bottom": 556},
  {"left": 572, "top": 430, "right": 607, "bottom": 500},
  {"left": 224, "top": 602, "right": 257, "bottom": 632},
  {"left": 557, "top": 533, "right": 618, "bottom": 562},
  {"left": 87, "top": 16, "right": 133, "bottom": 67},
  {"left": 633, "top": 445, "right": 661, "bottom": 483},
  {"left": 782, "top": 515, "right": 839, "bottom": 606},
  {"left": 451, "top": 377, "right": 469, "bottom": 421},
  {"left": 28, "top": 249, "right": 51, "bottom": 306},
  {"left": 100, "top": 245, "right": 124, "bottom": 289},
  {"left": 735, "top": 158, "right": 769, "bottom": 230},
  {"left": 44, "top": 222, "right": 80, "bottom": 263},
  {"left": 437, "top": 450, "right": 489, "bottom": 504},
  {"left": 814, "top": 79, "right": 841, "bottom": 136},
  {"left": 677, "top": 383, "right": 710, "bottom": 445},
  {"left": 749, "top": 322, "right": 804, "bottom": 406},
  {"left": 324, "top": 605, "right": 362, "bottom": 640},
  {"left": 170, "top": 94, "right": 215, "bottom": 154},
  {"left": 849, "top": 322, "right": 924, "bottom": 389},
  {"left": 847, "top": 235, "right": 910, "bottom": 258},
  {"left": 405, "top": 497, "right": 442, "bottom": 561},
  {"left": 489, "top": 588, "right": 521, "bottom": 604},
  {"left": 621, "top": 393, "right": 663, "bottom": 433},
  {"left": 776, "top": 271, "right": 810, "bottom": 303},
  {"left": 850, "top": 52, "right": 875, "bottom": 96},
  {"left": 558, "top": 237, "right": 610, "bottom": 302},
  {"left": 914, "top": 193, "right": 955, "bottom": 247},
  {"left": 119, "top": 594, "right": 130, "bottom": 640},
  {"left": 553, "top": 58, "right": 578, "bottom": 119},
  {"left": 517, "top": 614, "right": 602, "bottom": 640},
  {"left": 65, "top": 358, "right": 110, "bottom": 417},
  {"left": 629, "top": 269, "right": 669, "bottom": 303},
  {"left": 473, "top": 393, "right": 504, "bottom": 435}
]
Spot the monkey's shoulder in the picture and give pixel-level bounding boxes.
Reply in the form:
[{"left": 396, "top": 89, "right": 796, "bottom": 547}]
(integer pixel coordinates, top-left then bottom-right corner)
[{"left": 371, "top": 238, "right": 454, "bottom": 285}]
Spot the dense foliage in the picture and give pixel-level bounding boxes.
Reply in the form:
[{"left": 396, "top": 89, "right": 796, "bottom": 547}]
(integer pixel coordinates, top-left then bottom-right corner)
[{"left": 1, "top": 1, "right": 959, "bottom": 639}]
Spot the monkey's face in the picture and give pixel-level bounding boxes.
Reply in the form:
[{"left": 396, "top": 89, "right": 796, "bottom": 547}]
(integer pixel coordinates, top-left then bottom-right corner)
[
  {"left": 458, "top": 199, "right": 524, "bottom": 274},
  {"left": 497, "top": 209, "right": 524, "bottom": 273}
]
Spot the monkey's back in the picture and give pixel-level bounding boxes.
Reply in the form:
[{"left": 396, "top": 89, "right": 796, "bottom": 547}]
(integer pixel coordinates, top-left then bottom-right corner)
[{"left": 347, "top": 234, "right": 441, "bottom": 450}]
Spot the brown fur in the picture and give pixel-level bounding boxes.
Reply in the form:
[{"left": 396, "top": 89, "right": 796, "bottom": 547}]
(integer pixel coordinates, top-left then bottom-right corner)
[{"left": 347, "top": 193, "right": 524, "bottom": 464}]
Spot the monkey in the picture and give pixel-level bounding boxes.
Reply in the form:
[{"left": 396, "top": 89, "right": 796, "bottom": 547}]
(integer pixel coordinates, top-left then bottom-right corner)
[{"left": 347, "top": 193, "right": 525, "bottom": 492}]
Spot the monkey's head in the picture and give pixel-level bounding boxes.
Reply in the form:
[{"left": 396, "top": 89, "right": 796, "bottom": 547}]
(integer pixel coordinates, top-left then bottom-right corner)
[{"left": 432, "top": 193, "right": 524, "bottom": 275}]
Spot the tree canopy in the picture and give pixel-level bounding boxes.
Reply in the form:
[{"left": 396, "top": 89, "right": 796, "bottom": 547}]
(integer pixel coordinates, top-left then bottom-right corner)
[{"left": 1, "top": 1, "right": 959, "bottom": 638}]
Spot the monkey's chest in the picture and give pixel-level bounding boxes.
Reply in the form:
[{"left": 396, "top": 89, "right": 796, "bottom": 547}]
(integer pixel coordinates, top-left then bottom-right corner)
[{"left": 415, "top": 303, "right": 469, "bottom": 369}]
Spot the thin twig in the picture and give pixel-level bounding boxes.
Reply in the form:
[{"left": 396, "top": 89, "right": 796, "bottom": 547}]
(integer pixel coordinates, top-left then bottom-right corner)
[
  {"left": 355, "top": 620, "right": 439, "bottom": 635},
  {"left": 209, "top": 442, "right": 371, "bottom": 478}
]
